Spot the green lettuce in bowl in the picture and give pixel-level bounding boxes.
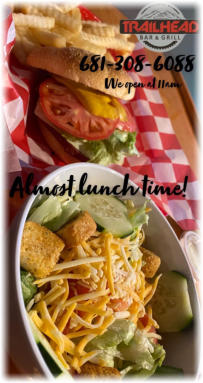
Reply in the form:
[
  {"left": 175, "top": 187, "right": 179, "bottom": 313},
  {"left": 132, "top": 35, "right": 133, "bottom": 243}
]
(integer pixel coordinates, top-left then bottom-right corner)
[{"left": 86, "top": 319, "right": 165, "bottom": 377}]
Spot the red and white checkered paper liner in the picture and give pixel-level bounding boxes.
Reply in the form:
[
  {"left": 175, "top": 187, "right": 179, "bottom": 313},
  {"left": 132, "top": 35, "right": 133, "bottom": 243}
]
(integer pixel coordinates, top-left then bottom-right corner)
[{"left": 3, "top": 6, "right": 199, "bottom": 231}]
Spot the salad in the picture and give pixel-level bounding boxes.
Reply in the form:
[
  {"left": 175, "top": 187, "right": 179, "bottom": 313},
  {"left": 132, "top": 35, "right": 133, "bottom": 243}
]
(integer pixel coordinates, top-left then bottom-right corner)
[{"left": 20, "top": 191, "right": 193, "bottom": 378}]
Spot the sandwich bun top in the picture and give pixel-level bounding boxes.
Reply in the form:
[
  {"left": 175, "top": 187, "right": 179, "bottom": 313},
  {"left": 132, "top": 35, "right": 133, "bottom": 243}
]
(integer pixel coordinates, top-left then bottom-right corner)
[{"left": 26, "top": 46, "right": 135, "bottom": 101}]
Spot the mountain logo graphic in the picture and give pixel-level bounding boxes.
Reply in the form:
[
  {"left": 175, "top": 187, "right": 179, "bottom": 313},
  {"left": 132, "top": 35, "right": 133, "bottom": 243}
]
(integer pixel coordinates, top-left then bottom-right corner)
[{"left": 120, "top": 3, "right": 199, "bottom": 52}]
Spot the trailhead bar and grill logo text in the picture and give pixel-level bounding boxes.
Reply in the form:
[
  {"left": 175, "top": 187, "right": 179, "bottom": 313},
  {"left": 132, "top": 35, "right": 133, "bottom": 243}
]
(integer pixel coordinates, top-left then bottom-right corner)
[
  {"left": 120, "top": 20, "right": 199, "bottom": 34},
  {"left": 120, "top": 3, "right": 199, "bottom": 52}
]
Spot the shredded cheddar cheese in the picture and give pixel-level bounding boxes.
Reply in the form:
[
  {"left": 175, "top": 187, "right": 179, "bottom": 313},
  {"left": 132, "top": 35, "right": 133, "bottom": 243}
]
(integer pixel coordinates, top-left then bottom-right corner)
[
  {"left": 144, "top": 274, "right": 162, "bottom": 306},
  {"left": 53, "top": 256, "right": 105, "bottom": 271},
  {"left": 104, "top": 233, "right": 115, "bottom": 295},
  {"left": 64, "top": 289, "right": 110, "bottom": 307},
  {"left": 51, "top": 306, "right": 61, "bottom": 323},
  {"left": 57, "top": 303, "right": 77, "bottom": 332},
  {"left": 55, "top": 349, "right": 70, "bottom": 369},
  {"left": 78, "top": 350, "right": 99, "bottom": 368},
  {"left": 67, "top": 328, "right": 102, "bottom": 339},
  {"left": 29, "top": 230, "right": 161, "bottom": 372},
  {"left": 76, "top": 333, "right": 97, "bottom": 356}
]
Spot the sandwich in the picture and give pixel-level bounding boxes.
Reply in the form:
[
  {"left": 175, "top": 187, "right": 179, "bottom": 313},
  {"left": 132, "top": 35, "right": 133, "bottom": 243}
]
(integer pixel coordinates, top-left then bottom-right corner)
[{"left": 26, "top": 46, "right": 138, "bottom": 165}]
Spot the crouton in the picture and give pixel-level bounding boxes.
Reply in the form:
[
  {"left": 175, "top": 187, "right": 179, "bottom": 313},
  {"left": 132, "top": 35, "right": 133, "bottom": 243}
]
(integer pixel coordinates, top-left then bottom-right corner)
[
  {"left": 80, "top": 362, "right": 121, "bottom": 378},
  {"left": 20, "top": 221, "right": 65, "bottom": 278},
  {"left": 56, "top": 211, "right": 96, "bottom": 248},
  {"left": 141, "top": 247, "right": 161, "bottom": 278}
]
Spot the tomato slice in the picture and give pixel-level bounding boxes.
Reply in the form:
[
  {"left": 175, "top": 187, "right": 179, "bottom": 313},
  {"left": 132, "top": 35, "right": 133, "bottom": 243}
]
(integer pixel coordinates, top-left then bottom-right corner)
[
  {"left": 69, "top": 282, "right": 90, "bottom": 297},
  {"left": 39, "top": 79, "right": 118, "bottom": 141},
  {"left": 149, "top": 325, "right": 158, "bottom": 344},
  {"left": 140, "top": 314, "right": 149, "bottom": 327},
  {"left": 63, "top": 282, "right": 90, "bottom": 334},
  {"left": 110, "top": 298, "right": 130, "bottom": 312},
  {"left": 76, "top": 285, "right": 90, "bottom": 295},
  {"left": 118, "top": 105, "right": 137, "bottom": 132},
  {"left": 140, "top": 315, "right": 158, "bottom": 344}
]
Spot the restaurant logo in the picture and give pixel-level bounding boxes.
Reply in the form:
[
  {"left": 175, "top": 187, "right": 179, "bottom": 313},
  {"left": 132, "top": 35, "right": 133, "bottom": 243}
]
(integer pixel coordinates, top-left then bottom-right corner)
[{"left": 120, "top": 3, "right": 199, "bottom": 52}]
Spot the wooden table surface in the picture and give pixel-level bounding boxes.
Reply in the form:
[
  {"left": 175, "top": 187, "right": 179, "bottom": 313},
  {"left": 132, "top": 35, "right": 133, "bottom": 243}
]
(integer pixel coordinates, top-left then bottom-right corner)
[{"left": 7, "top": 5, "right": 199, "bottom": 376}]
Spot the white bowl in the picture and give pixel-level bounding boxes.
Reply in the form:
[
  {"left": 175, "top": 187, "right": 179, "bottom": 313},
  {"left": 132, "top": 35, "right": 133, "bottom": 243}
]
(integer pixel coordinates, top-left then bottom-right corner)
[{"left": 9, "top": 163, "right": 200, "bottom": 377}]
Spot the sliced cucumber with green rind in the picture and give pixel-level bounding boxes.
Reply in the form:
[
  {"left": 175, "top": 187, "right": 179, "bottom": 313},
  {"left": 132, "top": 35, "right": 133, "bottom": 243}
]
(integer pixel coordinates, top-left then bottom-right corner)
[
  {"left": 114, "top": 196, "right": 126, "bottom": 206},
  {"left": 120, "top": 230, "right": 134, "bottom": 239},
  {"left": 74, "top": 194, "right": 133, "bottom": 237},
  {"left": 154, "top": 365, "right": 184, "bottom": 376},
  {"left": 28, "top": 195, "right": 49, "bottom": 217},
  {"left": 44, "top": 201, "right": 80, "bottom": 231},
  {"left": 28, "top": 196, "right": 62, "bottom": 225},
  {"left": 28, "top": 316, "right": 71, "bottom": 378},
  {"left": 38, "top": 343, "right": 62, "bottom": 377},
  {"left": 151, "top": 271, "right": 193, "bottom": 333}
]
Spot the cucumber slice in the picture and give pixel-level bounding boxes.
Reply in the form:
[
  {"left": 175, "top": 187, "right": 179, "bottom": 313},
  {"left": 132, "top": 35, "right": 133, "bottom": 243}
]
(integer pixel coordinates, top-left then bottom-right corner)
[
  {"left": 75, "top": 194, "right": 133, "bottom": 237},
  {"left": 151, "top": 271, "right": 193, "bottom": 333},
  {"left": 44, "top": 201, "right": 80, "bottom": 231},
  {"left": 154, "top": 365, "right": 184, "bottom": 376},
  {"left": 28, "top": 195, "right": 49, "bottom": 218},
  {"left": 28, "top": 196, "right": 62, "bottom": 225},
  {"left": 29, "top": 316, "right": 71, "bottom": 378}
]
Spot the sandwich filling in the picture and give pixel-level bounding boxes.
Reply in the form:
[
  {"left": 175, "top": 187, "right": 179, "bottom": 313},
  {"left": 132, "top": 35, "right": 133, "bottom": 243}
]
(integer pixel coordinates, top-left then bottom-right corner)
[{"left": 35, "top": 77, "right": 138, "bottom": 165}]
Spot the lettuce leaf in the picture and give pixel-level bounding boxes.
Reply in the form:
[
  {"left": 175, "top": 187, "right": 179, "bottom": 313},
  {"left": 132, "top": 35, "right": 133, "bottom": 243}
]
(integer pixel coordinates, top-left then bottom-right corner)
[
  {"left": 86, "top": 319, "right": 136, "bottom": 350},
  {"left": 20, "top": 269, "right": 37, "bottom": 305},
  {"left": 86, "top": 322, "right": 165, "bottom": 378},
  {"left": 129, "top": 202, "right": 149, "bottom": 230},
  {"left": 90, "top": 347, "right": 120, "bottom": 368},
  {"left": 125, "top": 343, "right": 166, "bottom": 378},
  {"left": 61, "top": 129, "right": 138, "bottom": 165},
  {"left": 118, "top": 329, "right": 155, "bottom": 369},
  {"left": 118, "top": 331, "right": 166, "bottom": 377},
  {"left": 28, "top": 196, "right": 79, "bottom": 231}
]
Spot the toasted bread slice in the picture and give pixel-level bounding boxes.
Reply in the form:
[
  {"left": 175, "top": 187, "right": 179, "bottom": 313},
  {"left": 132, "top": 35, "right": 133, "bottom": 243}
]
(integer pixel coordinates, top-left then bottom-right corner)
[
  {"left": 141, "top": 247, "right": 161, "bottom": 278},
  {"left": 57, "top": 211, "right": 96, "bottom": 248},
  {"left": 80, "top": 362, "right": 121, "bottom": 378},
  {"left": 20, "top": 221, "right": 65, "bottom": 278}
]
